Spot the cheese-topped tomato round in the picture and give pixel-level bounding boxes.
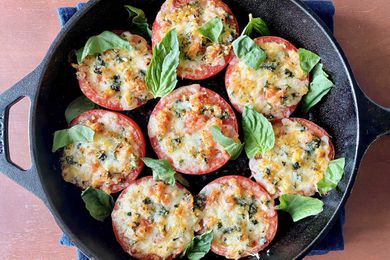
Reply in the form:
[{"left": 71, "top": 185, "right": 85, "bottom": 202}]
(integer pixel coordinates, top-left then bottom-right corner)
[
  {"left": 196, "top": 175, "right": 277, "bottom": 259},
  {"left": 76, "top": 31, "right": 152, "bottom": 110},
  {"left": 225, "top": 36, "right": 309, "bottom": 118},
  {"left": 60, "top": 109, "right": 145, "bottom": 194},
  {"left": 111, "top": 176, "right": 197, "bottom": 260},
  {"left": 152, "top": 0, "right": 239, "bottom": 80},
  {"left": 148, "top": 84, "right": 239, "bottom": 174},
  {"left": 249, "top": 118, "right": 335, "bottom": 198}
]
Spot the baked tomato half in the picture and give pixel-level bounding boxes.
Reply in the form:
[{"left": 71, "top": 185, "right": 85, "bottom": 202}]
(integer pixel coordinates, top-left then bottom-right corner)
[
  {"left": 111, "top": 176, "right": 197, "bottom": 260},
  {"left": 75, "top": 31, "right": 152, "bottom": 111},
  {"left": 152, "top": 0, "right": 239, "bottom": 80},
  {"left": 60, "top": 109, "right": 145, "bottom": 194},
  {"left": 148, "top": 84, "right": 240, "bottom": 174},
  {"left": 249, "top": 118, "right": 335, "bottom": 198},
  {"left": 225, "top": 36, "right": 310, "bottom": 118},
  {"left": 196, "top": 175, "right": 277, "bottom": 259}
]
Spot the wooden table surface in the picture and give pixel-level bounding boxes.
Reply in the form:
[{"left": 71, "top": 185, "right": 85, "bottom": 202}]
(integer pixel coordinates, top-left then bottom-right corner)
[{"left": 0, "top": 0, "right": 389, "bottom": 259}]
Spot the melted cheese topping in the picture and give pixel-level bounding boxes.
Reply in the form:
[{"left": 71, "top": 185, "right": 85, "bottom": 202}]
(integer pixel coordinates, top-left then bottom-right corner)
[
  {"left": 77, "top": 32, "right": 152, "bottom": 110},
  {"left": 61, "top": 112, "right": 143, "bottom": 194},
  {"left": 112, "top": 178, "right": 197, "bottom": 259},
  {"left": 197, "top": 177, "right": 276, "bottom": 259},
  {"left": 148, "top": 85, "right": 239, "bottom": 173},
  {"left": 226, "top": 41, "right": 309, "bottom": 118},
  {"left": 155, "top": 0, "right": 238, "bottom": 74},
  {"left": 249, "top": 119, "right": 332, "bottom": 198}
]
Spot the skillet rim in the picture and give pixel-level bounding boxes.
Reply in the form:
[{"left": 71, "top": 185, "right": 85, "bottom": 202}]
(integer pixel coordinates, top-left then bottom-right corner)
[{"left": 31, "top": 0, "right": 361, "bottom": 258}]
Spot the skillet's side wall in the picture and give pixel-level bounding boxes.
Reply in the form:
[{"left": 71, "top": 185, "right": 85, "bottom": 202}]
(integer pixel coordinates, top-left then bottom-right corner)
[{"left": 32, "top": 0, "right": 358, "bottom": 259}]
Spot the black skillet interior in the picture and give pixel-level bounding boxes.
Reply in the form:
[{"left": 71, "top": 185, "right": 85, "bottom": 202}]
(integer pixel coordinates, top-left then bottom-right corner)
[{"left": 33, "top": 0, "right": 359, "bottom": 259}]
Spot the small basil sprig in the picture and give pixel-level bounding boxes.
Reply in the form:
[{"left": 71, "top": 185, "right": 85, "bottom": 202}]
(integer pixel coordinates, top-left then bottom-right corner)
[
  {"left": 52, "top": 125, "right": 94, "bottom": 152},
  {"left": 65, "top": 96, "right": 97, "bottom": 124},
  {"left": 210, "top": 126, "right": 243, "bottom": 160},
  {"left": 81, "top": 187, "right": 114, "bottom": 222},
  {"left": 181, "top": 230, "right": 213, "bottom": 260},
  {"left": 301, "top": 63, "right": 334, "bottom": 113},
  {"left": 76, "top": 31, "right": 132, "bottom": 64},
  {"left": 142, "top": 157, "right": 176, "bottom": 186},
  {"left": 276, "top": 194, "right": 323, "bottom": 222},
  {"left": 232, "top": 35, "right": 266, "bottom": 70},
  {"left": 198, "top": 17, "right": 223, "bottom": 43},
  {"left": 317, "top": 158, "right": 345, "bottom": 195},
  {"left": 124, "top": 5, "right": 152, "bottom": 40},
  {"left": 242, "top": 106, "right": 274, "bottom": 158},
  {"left": 298, "top": 48, "right": 321, "bottom": 75},
  {"left": 145, "top": 29, "right": 180, "bottom": 98},
  {"left": 242, "top": 13, "right": 270, "bottom": 37}
]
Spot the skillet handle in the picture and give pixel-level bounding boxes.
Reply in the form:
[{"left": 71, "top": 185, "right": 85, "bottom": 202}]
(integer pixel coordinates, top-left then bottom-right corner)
[
  {"left": 355, "top": 83, "right": 390, "bottom": 158},
  {"left": 0, "top": 64, "right": 47, "bottom": 203}
]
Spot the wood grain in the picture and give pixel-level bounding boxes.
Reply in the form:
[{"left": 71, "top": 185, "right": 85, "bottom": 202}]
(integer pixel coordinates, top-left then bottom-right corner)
[{"left": 0, "top": 0, "right": 389, "bottom": 259}]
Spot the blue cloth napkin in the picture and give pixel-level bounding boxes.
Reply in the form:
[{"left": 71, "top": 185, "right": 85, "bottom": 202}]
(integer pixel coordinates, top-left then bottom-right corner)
[{"left": 57, "top": 1, "right": 343, "bottom": 259}]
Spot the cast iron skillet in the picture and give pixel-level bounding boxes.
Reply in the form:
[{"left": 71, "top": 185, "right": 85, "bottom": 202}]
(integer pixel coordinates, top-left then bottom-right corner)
[{"left": 0, "top": 0, "right": 389, "bottom": 259}]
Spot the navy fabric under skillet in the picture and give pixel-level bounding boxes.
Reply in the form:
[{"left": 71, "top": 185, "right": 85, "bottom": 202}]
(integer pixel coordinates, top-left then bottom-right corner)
[{"left": 57, "top": 1, "right": 344, "bottom": 259}]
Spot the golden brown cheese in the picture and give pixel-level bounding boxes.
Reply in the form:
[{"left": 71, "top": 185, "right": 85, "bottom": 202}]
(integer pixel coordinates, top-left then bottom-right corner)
[
  {"left": 60, "top": 112, "right": 143, "bottom": 194},
  {"left": 196, "top": 177, "right": 276, "bottom": 259},
  {"left": 249, "top": 118, "right": 332, "bottom": 198},
  {"left": 226, "top": 41, "right": 309, "bottom": 118},
  {"left": 148, "top": 85, "right": 239, "bottom": 173},
  {"left": 111, "top": 177, "right": 197, "bottom": 259},
  {"left": 154, "top": 0, "right": 238, "bottom": 74},
  {"left": 76, "top": 31, "right": 152, "bottom": 110}
]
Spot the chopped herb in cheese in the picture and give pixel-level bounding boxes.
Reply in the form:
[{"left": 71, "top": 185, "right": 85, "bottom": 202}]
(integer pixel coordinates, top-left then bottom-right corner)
[
  {"left": 76, "top": 31, "right": 152, "bottom": 110},
  {"left": 226, "top": 39, "right": 309, "bottom": 118},
  {"left": 249, "top": 118, "right": 332, "bottom": 198},
  {"left": 111, "top": 177, "right": 197, "bottom": 259}
]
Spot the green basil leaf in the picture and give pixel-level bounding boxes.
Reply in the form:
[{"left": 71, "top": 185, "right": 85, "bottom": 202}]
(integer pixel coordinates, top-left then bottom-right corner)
[
  {"left": 317, "top": 158, "right": 345, "bottom": 195},
  {"left": 145, "top": 29, "right": 180, "bottom": 98},
  {"left": 301, "top": 63, "right": 334, "bottom": 113},
  {"left": 233, "top": 35, "right": 266, "bottom": 70},
  {"left": 242, "top": 13, "right": 270, "bottom": 37},
  {"left": 298, "top": 48, "right": 320, "bottom": 75},
  {"left": 124, "top": 5, "right": 152, "bottom": 40},
  {"left": 275, "top": 194, "right": 323, "bottom": 222},
  {"left": 81, "top": 187, "right": 114, "bottom": 222},
  {"left": 242, "top": 106, "right": 274, "bottom": 158},
  {"left": 52, "top": 125, "right": 94, "bottom": 152},
  {"left": 141, "top": 157, "right": 176, "bottom": 186},
  {"left": 181, "top": 230, "right": 213, "bottom": 260},
  {"left": 198, "top": 17, "right": 223, "bottom": 43},
  {"left": 76, "top": 31, "right": 132, "bottom": 64},
  {"left": 65, "top": 96, "right": 97, "bottom": 124},
  {"left": 210, "top": 126, "right": 243, "bottom": 160}
]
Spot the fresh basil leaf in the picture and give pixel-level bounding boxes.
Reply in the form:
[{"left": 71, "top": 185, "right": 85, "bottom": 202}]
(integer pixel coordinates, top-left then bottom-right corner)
[
  {"left": 76, "top": 31, "right": 132, "bottom": 64},
  {"left": 242, "top": 13, "right": 270, "bottom": 37},
  {"left": 124, "top": 5, "right": 152, "bottom": 40},
  {"left": 141, "top": 157, "right": 176, "bottom": 186},
  {"left": 298, "top": 48, "right": 320, "bottom": 75},
  {"left": 276, "top": 194, "right": 323, "bottom": 222},
  {"left": 233, "top": 35, "right": 266, "bottom": 70},
  {"left": 52, "top": 125, "right": 94, "bottom": 152},
  {"left": 65, "top": 96, "right": 97, "bottom": 124},
  {"left": 301, "top": 63, "right": 334, "bottom": 113},
  {"left": 81, "top": 187, "right": 114, "bottom": 222},
  {"left": 145, "top": 29, "right": 180, "bottom": 98},
  {"left": 317, "top": 158, "right": 345, "bottom": 195},
  {"left": 198, "top": 17, "right": 223, "bottom": 43},
  {"left": 242, "top": 106, "right": 274, "bottom": 158},
  {"left": 181, "top": 230, "right": 213, "bottom": 260},
  {"left": 210, "top": 126, "right": 243, "bottom": 160}
]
